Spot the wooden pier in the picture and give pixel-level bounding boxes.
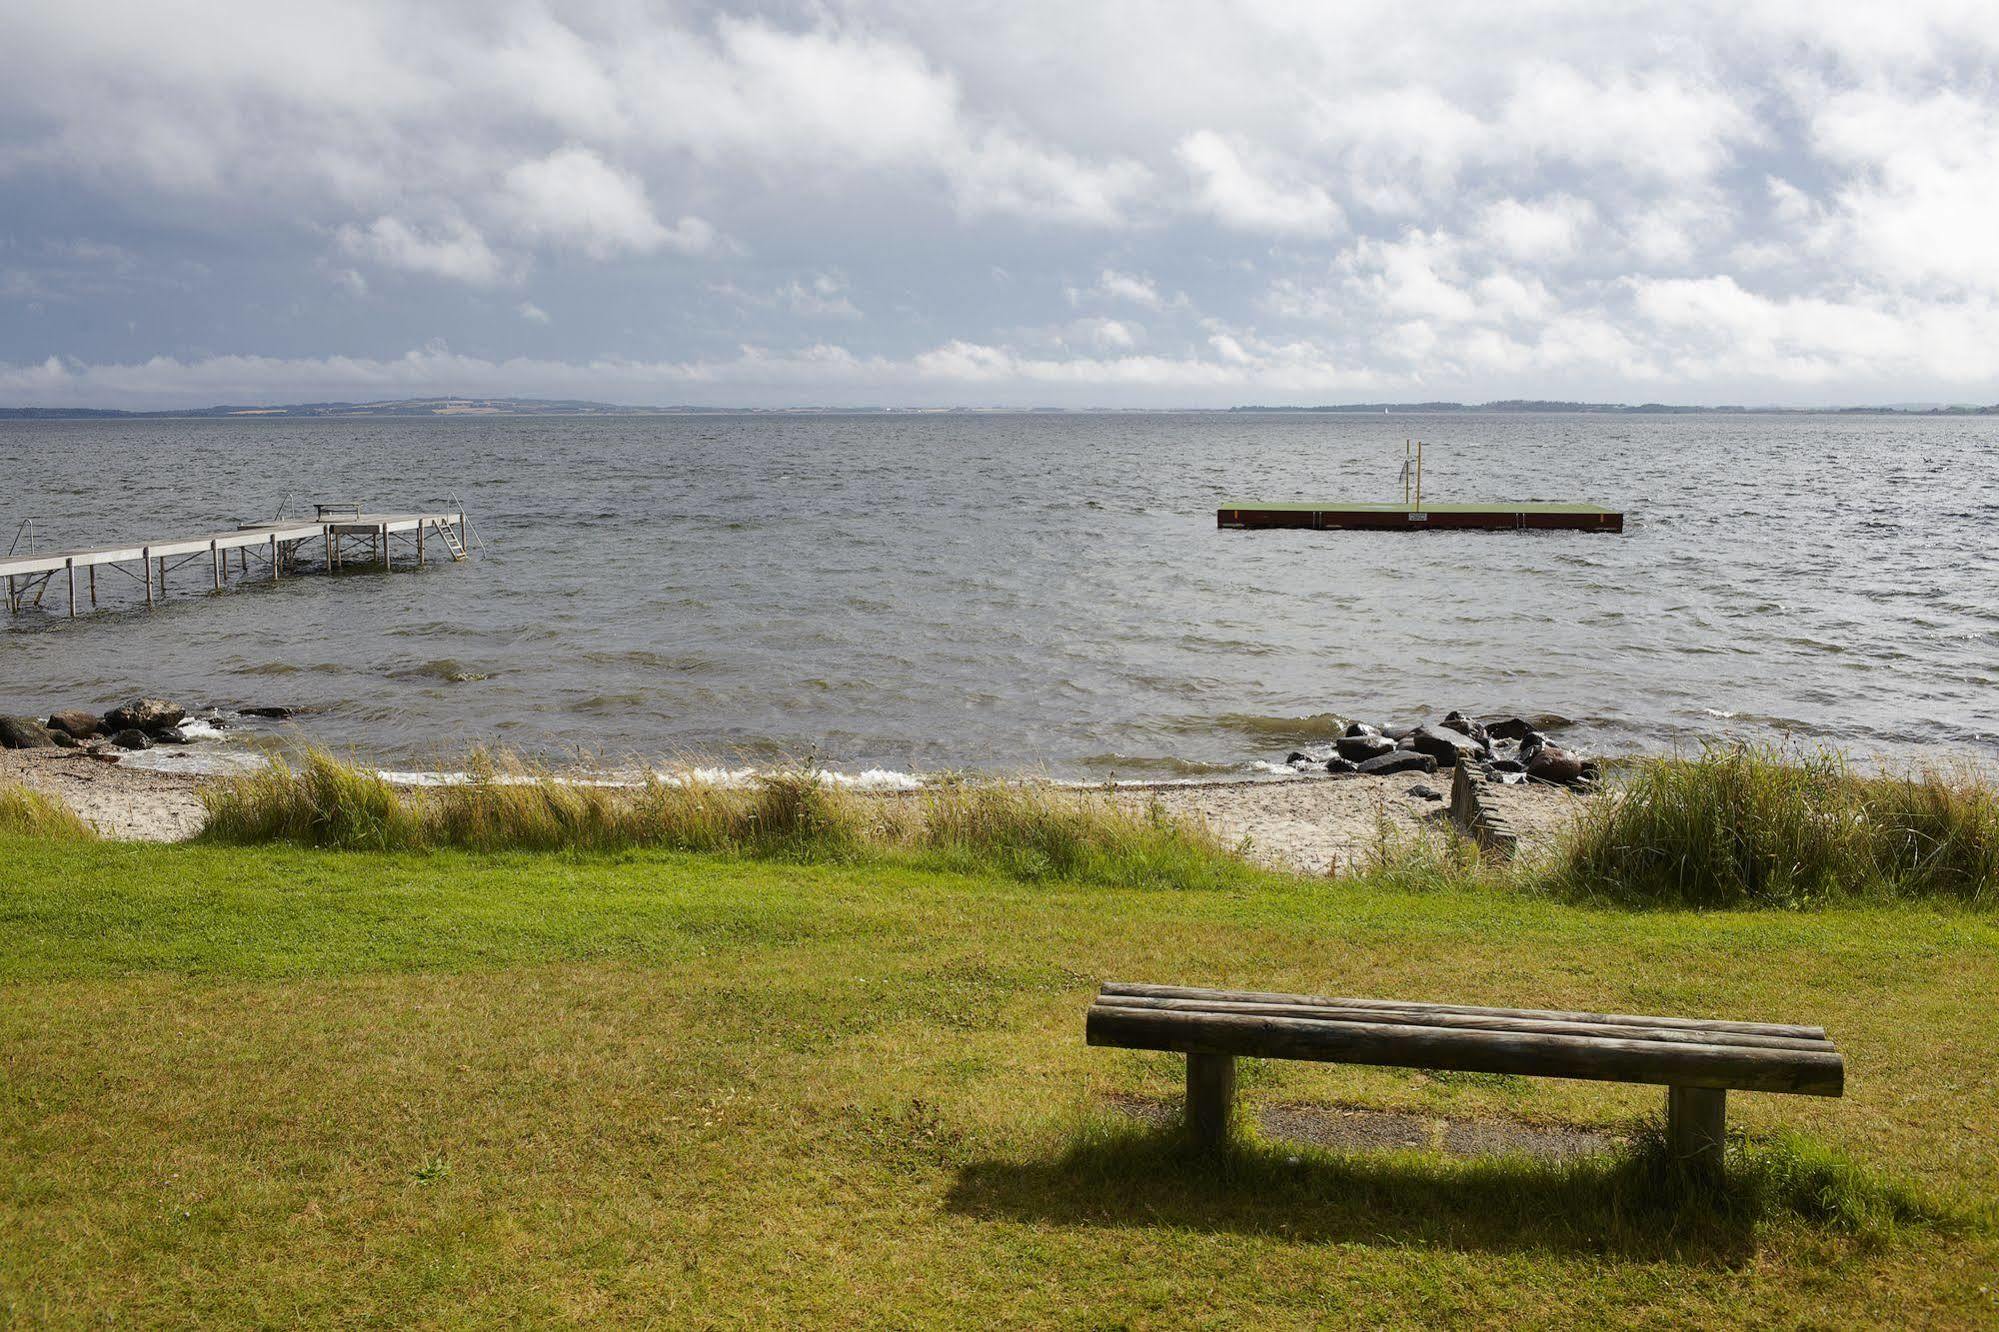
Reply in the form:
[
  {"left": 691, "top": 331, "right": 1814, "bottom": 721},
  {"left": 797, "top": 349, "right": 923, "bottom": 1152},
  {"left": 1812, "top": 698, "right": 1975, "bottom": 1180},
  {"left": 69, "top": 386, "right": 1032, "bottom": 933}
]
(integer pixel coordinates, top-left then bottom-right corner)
[
  {"left": 1217, "top": 501, "right": 1624, "bottom": 532},
  {"left": 3, "top": 505, "right": 472, "bottom": 617}
]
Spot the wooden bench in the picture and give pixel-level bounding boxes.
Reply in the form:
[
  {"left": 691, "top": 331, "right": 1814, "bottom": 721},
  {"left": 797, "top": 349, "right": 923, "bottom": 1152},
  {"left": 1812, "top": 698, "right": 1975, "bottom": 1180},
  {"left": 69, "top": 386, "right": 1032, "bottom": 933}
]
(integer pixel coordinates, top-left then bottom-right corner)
[{"left": 1086, "top": 982, "right": 1844, "bottom": 1173}]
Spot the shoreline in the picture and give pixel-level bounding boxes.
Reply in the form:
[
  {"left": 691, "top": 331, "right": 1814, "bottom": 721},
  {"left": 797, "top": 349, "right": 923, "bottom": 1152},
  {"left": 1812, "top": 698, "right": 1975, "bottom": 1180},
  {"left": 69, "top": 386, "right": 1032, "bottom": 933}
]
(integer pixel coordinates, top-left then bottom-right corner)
[{"left": 0, "top": 743, "right": 1590, "bottom": 870}]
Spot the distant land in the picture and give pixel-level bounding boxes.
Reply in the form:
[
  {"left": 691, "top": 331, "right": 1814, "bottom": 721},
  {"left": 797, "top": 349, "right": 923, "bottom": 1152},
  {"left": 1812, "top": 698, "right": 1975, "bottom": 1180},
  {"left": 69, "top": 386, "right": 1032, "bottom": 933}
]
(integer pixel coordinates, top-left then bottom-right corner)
[{"left": 3, "top": 395, "right": 1999, "bottom": 419}]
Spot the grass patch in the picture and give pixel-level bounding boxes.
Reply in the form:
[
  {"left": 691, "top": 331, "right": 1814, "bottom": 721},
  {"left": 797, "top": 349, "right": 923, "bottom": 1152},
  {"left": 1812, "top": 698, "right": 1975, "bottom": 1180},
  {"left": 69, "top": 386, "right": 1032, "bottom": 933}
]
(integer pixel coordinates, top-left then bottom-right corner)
[
  {"left": 1, "top": 834, "right": 1995, "bottom": 1324},
  {"left": 1543, "top": 745, "right": 1999, "bottom": 908},
  {"left": 199, "top": 748, "right": 1257, "bottom": 890},
  {"left": 950, "top": 1115, "right": 1953, "bottom": 1263},
  {"left": 0, "top": 782, "right": 95, "bottom": 840}
]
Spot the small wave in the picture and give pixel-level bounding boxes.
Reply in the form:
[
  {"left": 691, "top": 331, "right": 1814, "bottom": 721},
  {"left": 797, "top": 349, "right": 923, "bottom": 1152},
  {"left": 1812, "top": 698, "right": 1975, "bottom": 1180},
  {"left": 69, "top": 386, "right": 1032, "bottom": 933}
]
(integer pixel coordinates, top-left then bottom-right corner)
[
  {"left": 374, "top": 764, "right": 930, "bottom": 792},
  {"left": 1187, "top": 712, "right": 1351, "bottom": 742},
  {"left": 1077, "top": 753, "right": 1244, "bottom": 777},
  {"left": 391, "top": 659, "right": 492, "bottom": 684}
]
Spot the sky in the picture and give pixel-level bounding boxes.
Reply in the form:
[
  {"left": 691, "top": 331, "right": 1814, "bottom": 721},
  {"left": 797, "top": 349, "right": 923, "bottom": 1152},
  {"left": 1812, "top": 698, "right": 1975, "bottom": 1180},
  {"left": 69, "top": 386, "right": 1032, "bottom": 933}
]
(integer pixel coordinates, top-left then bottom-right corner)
[{"left": 5, "top": 1, "right": 1999, "bottom": 409}]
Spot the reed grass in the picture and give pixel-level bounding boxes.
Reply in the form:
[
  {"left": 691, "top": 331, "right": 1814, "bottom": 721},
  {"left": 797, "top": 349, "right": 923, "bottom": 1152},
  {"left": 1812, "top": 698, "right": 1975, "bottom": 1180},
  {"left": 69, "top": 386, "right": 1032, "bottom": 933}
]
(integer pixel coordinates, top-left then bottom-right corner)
[
  {"left": 198, "top": 749, "right": 1257, "bottom": 889},
  {"left": 1544, "top": 745, "right": 1999, "bottom": 907},
  {"left": 0, "top": 783, "right": 96, "bottom": 840}
]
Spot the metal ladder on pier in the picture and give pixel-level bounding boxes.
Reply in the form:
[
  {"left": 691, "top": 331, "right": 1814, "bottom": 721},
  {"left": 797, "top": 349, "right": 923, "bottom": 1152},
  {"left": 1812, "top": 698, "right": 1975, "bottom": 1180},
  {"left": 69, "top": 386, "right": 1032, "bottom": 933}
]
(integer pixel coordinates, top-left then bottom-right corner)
[{"left": 432, "top": 517, "right": 468, "bottom": 562}]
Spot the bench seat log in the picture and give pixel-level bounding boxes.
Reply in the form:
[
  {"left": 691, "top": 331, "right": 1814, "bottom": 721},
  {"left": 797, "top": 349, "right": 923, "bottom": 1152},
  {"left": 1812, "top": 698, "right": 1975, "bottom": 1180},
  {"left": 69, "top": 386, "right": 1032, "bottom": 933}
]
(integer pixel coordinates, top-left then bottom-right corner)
[
  {"left": 1087, "top": 982, "right": 1843, "bottom": 1175},
  {"left": 1100, "top": 982, "right": 1828, "bottom": 1041}
]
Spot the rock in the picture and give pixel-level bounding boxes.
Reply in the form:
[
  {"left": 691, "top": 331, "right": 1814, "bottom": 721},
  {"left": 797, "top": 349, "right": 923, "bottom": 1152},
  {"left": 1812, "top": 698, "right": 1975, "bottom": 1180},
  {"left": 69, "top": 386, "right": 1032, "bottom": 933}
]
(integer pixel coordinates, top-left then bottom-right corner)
[
  {"left": 1408, "top": 784, "right": 1444, "bottom": 801},
  {"left": 155, "top": 726, "right": 193, "bottom": 745},
  {"left": 1484, "top": 716, "right": 1536, "bottom": 742},
  {"left": 1335, "top": 733, "right": 1396, "bottom": 762},
  {"left": 110, "top": 728, "right": 153, "bottom": 751},
  {"left": 1489, "top": 758, "right": 1527, "bottom": 774},
  {"left": 1323, "top": 756, "right": 1359, "bottom": 774},
  {"left": 0, "top": 716, "right": 57, "bottom": 749},
  {"left": 239, "top": 705, "right": 295, "bottom": 719},
  {"left": 1410, "top": 724, "right": 1485, "bottom": 768},
  {"left": 49, "top": 730, "right": 77, "bottom": 748},
  {"left": 46, "top": 709, "right": 102, "bottom": 740},
  {"left": 1441, "top": 710, "right": 1491, "bottom": 746},
  {"left": 104, "top": 698, "right": 184, "bottom": 735},
  {"left": 1343, "top": 720, "right": 1381, "bottom": 738},
  {"left": 1527, "top": 745, "right": 1588, "bottom": 785},
  {"left": 1355, "top": 750, "right": 1437, "bottom": 776},
  {"left": 1384, "top": 725, "right": 1417, "bottom": 741}
]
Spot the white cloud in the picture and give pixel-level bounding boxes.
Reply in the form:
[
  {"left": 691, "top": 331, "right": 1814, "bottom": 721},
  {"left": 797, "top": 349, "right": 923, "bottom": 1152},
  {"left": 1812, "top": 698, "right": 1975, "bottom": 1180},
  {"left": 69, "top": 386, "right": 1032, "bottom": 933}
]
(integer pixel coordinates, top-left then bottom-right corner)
[
  {"left": 1478, "top": 196, "right": 1595, "bottom": 262},
  {"left": 503, "top": 147, "right": 715, "bottom": 259},
  {"left": 517, "top": 301, "right": 549, "bottom": 323},
  {"left": 1176, "top": 130, "right": 1342, "bottom": 234},
  {"left": 334, "top": 216, "right": 511, "bottom": 286},
  {"left": 1073, "top": 269, "right": 1168, "bottom": 309}
]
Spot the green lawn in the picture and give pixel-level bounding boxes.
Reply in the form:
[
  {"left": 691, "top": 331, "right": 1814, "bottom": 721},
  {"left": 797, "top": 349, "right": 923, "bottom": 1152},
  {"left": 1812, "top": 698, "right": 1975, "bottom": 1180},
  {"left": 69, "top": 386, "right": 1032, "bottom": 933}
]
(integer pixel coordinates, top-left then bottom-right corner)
[{"left": 3, "top": 835, "right": 1996, "bottom": 1327}]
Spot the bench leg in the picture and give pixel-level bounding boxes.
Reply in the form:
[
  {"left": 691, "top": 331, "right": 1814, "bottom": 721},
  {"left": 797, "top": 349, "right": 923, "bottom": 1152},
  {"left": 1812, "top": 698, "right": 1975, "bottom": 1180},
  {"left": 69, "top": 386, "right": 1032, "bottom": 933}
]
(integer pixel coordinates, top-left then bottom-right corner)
[
  {"left": 1666, "top": 1086, "right": 1726, "bottom": 1178},
  {"left": 1186, "top": 1053, "right": 1236, "bottom": 1149}
]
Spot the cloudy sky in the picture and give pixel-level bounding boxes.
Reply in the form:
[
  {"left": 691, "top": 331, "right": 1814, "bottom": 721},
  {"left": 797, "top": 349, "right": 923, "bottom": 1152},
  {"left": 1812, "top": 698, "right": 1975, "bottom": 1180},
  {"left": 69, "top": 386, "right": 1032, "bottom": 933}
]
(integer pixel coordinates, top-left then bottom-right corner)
[{"left": 4, "top": 2, "right": 1999, "bottom": 408}]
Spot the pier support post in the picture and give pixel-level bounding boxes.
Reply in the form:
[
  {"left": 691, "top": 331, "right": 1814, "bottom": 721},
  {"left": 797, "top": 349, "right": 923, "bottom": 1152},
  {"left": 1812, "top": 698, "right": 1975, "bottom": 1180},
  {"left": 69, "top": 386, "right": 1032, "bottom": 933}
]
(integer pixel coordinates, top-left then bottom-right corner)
[
  {"left": 6, "top": 575, "right": 15, "bottom": 614},
  {"left": 417, "top": 522, "right": 425, "bottom": 564},
  {"left": 270, "top": 534, "right": 279, "bottom": 583},
  {"left": 66, "top": 559, "right": 75, "bottom": 618},
  {"left": 157, "top": 555, "right": 166, "bottom": 597},
  {"left": 88, "top": 564, "right": 96, "bottom": 607},
  {"left": 143, "top": 547, "right": 154, "bottom": 609},
  {"left": 325, "top": 529, "right": 334, "bottom": 572},
  {"left": 211, "top": 542, "right": 221, "bottom": 592}
]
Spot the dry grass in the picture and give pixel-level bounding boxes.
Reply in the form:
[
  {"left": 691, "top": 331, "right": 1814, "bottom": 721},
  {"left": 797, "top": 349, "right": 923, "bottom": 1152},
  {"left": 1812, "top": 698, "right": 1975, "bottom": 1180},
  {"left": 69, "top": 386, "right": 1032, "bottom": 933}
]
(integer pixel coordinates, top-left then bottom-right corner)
[
  {"left": 199, "top": 749, "right": 1258, "bottom": 890},
  {"left": 1545, "top": 745, "right": 1999, "bottom": 908},
  {"left": 0, "top": 782, "right": 95, "bottom": 840}
]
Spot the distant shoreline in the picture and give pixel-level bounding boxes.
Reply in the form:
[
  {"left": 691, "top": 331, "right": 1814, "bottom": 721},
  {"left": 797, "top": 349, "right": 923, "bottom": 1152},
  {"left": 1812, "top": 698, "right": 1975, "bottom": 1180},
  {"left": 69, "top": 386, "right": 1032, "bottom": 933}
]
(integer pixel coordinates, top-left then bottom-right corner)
[{"left": 4, "top": 397, "right": 1998, "bottom": 420}]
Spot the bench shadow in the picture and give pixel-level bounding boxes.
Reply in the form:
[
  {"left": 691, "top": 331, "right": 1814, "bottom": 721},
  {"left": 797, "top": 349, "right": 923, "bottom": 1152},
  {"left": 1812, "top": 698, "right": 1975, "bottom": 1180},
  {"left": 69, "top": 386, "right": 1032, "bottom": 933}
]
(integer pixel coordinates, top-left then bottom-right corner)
[{"left": 944, "top": 1117, "right": 1770, "bottom": 1265}]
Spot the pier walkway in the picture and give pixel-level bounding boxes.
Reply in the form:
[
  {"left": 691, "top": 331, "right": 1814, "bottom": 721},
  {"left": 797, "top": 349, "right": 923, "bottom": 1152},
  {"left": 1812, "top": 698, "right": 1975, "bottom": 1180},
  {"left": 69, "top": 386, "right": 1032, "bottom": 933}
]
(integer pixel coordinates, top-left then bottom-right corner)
[{"left": 3, "top": 505, "right": 471, "bottom": 617}]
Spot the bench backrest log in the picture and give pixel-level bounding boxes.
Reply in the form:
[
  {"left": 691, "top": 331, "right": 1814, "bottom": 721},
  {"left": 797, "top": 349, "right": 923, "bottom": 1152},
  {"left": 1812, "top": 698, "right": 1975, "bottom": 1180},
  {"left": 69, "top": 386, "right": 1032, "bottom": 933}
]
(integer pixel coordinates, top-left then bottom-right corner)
[{"left": 1086, "top": 982, "right": 1844, "bottom": 1097}]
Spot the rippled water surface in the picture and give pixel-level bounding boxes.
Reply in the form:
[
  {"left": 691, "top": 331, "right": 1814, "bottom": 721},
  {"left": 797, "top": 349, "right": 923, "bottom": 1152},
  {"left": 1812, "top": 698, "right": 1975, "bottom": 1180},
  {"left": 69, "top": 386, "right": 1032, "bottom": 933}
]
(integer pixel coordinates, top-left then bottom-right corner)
[{"left": 2, "top": 412, "right": 1995, "bottom": 775}]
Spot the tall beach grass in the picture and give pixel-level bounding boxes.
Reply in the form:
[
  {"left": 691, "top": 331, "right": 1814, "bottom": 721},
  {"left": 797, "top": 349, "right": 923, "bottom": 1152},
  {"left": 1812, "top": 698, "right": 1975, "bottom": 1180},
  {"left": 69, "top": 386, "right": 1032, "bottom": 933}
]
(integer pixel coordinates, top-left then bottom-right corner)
[
  {"left": 0, "top": 783, "right": 97, "bottom": 840},
  {"left": 198, "top": 749, "right": 1259, "bottom": 890},
  {"left": 1543, "top": 745, "right": 1999, "bottom": 908}
]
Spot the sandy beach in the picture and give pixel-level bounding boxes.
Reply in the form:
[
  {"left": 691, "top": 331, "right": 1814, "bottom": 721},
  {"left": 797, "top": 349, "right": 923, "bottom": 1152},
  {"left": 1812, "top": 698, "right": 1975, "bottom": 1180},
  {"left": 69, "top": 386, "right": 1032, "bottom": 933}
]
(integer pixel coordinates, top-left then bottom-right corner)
[{"left": 2, "top": 745, "right": 1587, "bottom": 867}]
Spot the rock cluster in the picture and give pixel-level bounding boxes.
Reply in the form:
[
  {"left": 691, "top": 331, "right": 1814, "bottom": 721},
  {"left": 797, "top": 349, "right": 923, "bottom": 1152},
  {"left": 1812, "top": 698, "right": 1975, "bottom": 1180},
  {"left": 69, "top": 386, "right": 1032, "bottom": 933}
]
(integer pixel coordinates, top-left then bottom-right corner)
[
  {"left": 0, "top": 697, "right": 214, "bottom": 758},
  {"left": 1283, "top": 710, "right": 1597, "bottom": 788}
]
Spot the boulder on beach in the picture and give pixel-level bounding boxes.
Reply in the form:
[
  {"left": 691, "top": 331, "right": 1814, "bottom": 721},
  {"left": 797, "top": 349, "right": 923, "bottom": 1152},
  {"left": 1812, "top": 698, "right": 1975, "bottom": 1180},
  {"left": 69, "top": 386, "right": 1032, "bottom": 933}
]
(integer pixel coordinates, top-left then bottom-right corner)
[
  {"left": 1439, "top": 710, "right": 1490, "bottom": 745},
  {"left": 1526, "top": 745, "right": 1588, "bottom": 785},
  {"left": 46, "top": 709, "right": 102, "bottom": 740},
  {"left": 1336, "top": 732, "right": 1396, "bottom": 762},
  {"left": 1410, "top": 723, "right": 1485, "bottom": 767},
  {"left": 1323, "top": 756, "right": 1359, "bottom": 774},
  {"left": 0, "top": 716, "right": 57, "bottom": 749},
  {"left": 110, "top": 728, "right": 153, "bottom": 751},
  {"left": 1408, "top": 783, "right": 1445, "bottom": 801},
  {"left": 1356, "top": 750, "right": 1437, "bottom": 776},
  {"left": 1484, "top": 716, "right": 1536, "bottom": 742},
  {"left": 104, "top": 698, "right": 185, "bottom": 735},
  {"left": 1343, "top": 720, "right": 1382, "bottom": 738},
  {"left": 239, "top": 705, "right": 295, "bottom": 719}
]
